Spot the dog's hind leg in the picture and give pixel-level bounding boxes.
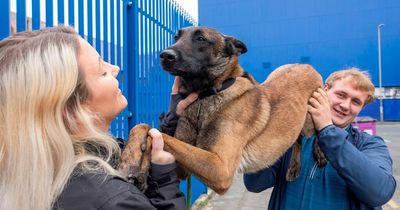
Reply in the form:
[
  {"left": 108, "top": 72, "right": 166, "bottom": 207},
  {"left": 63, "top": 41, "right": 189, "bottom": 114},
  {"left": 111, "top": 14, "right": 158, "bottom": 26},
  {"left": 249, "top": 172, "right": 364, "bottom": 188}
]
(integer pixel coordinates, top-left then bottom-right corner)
[
  {"left": 313, "top": 139, "right": 327, "bottom": 167},
  {"left": 286, "top": 136, "right": 302, "bottom": 181}
]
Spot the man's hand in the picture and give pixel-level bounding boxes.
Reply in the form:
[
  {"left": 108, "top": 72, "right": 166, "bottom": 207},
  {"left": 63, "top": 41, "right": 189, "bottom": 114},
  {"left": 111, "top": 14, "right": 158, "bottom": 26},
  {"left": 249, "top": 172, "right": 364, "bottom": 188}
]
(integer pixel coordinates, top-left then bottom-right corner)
[
  {"left": 171, "top": 77, "right": 198, "bottom": 115},
  {"left": 308, "top": 88, "right": 333, "bottom": 131},
  {"left": 149, "top": 128, "right": 175, "bottom": 165}
]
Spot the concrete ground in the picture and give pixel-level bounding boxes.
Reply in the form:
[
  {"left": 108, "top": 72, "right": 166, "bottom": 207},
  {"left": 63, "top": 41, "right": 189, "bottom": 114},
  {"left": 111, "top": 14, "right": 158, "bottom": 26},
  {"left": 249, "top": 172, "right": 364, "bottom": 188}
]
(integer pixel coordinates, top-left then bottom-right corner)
[{"left": 192, "top": 122, "right": 400, "bottom": 210}]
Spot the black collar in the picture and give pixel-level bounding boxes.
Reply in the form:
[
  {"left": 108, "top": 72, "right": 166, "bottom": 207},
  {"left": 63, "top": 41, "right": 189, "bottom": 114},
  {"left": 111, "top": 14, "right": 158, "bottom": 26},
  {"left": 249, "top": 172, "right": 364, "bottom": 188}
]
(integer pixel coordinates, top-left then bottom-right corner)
[{"left": 198, "top": 78, "right": 236, "bottom": 99}]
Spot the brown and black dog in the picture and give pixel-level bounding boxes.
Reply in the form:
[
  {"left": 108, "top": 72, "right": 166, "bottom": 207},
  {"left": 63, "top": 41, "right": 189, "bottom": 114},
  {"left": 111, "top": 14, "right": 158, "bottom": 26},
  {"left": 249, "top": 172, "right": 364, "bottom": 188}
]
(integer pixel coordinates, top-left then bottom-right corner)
[{"left": 118, "top": 26, "right": 326, "bottom": 194}]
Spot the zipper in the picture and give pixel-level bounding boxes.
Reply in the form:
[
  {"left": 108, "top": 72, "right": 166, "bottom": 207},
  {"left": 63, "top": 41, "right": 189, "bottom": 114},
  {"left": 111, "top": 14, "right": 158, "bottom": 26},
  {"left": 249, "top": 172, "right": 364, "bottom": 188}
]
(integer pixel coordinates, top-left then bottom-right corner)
[{"left": 309, "top": 162, "right": 318, "bottom": 180}]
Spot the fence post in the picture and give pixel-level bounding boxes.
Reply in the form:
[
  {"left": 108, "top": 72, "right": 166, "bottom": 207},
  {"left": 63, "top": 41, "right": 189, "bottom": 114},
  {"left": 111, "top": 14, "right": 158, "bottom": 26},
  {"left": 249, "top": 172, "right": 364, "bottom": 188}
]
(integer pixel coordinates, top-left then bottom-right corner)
[
  {"left": 125, "top": 0, "right": 138, "bottom": 129},
  {"left": 0, "top": 0, "right": 10, "bottom": 39}
]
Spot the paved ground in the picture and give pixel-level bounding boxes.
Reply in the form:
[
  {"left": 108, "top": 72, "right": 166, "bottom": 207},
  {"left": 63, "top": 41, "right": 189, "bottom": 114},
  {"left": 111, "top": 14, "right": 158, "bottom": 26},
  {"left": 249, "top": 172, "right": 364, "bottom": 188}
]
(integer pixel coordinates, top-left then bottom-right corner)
[{"left": 193, "top": 122, "right": 400, "bottom": 210}]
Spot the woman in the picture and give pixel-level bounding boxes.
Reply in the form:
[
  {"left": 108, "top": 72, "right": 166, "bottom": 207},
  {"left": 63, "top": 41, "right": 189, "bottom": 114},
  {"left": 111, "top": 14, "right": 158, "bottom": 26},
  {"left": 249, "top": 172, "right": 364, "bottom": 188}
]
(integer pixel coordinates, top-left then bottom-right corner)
[{"left": 0, "top": 26, "right": 186, "bottom": 210}]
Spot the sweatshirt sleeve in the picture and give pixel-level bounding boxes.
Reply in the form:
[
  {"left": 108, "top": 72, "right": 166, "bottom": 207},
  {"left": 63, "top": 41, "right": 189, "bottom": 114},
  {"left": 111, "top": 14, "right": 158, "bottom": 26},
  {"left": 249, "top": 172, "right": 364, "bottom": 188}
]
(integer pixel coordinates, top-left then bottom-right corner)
[
  {"left": 145, "top": 163, "right": 187, "bottom": 210},
  {"left": 243, "top": 155, "right": 284, "bottom": 193},
  {"left": 159, "top": 94, "right": 182, "bottom": 136},
  {"left": 317, "top": 125, "right": 397, "bottom": 207}
]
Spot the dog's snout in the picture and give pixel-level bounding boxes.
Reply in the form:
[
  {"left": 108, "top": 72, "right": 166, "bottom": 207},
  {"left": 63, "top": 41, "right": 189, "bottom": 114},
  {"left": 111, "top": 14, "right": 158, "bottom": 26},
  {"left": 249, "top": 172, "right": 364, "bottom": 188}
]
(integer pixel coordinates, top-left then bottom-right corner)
[{"left": 160, "top": 49, "right": 177, "bottom": 61}]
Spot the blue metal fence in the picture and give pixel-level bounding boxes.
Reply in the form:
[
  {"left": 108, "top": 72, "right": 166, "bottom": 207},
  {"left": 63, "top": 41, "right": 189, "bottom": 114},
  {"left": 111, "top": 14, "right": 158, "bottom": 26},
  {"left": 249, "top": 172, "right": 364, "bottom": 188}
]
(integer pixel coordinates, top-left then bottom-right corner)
[
  {"left": 128, "top": 0, "right": 193, "bottom": 129},
  {"left": 0, "top": 0, "right": 205, "bottom": 206},
  {"left": 0, "top": 0, "right": 195, "bottom": 138}
]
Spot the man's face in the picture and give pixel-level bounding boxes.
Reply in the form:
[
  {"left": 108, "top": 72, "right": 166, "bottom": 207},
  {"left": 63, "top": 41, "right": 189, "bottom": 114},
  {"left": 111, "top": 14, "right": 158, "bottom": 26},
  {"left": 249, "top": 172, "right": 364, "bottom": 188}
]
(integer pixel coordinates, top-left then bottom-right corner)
[{"left": 326, "top": 78, "right": 369, "bottom": 128}]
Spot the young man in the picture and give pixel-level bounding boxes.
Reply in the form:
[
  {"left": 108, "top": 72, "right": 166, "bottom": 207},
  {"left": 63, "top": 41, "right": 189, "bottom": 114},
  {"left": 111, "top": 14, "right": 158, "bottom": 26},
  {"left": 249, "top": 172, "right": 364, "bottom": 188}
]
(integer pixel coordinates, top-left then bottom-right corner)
[{"left": 244, "top": 68, "right": 396, "bottom": 210}]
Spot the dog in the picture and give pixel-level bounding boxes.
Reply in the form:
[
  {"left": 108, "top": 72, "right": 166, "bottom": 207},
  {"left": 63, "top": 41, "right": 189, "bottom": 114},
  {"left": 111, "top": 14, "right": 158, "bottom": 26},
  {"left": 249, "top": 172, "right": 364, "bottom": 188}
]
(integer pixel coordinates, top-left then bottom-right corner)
[{"left": 117, "top": 26, "right": 326, "bottom": 194}]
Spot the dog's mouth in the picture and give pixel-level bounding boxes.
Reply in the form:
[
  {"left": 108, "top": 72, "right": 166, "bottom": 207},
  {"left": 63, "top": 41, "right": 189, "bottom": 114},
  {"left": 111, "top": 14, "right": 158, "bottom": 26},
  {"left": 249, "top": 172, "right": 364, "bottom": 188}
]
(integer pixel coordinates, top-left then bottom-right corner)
[
  {"left": 170, "top": 69, "right": 188, "bottom": 76},
  {"left": 160, "top": 62, "right": 189, "bottom": 76}
]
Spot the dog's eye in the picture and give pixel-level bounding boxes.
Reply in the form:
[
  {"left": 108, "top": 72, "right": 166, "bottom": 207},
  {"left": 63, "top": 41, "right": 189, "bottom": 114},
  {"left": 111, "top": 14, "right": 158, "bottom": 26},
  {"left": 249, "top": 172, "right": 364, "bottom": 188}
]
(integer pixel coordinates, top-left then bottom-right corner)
[
  {"left": 174, "top": 34, "right": 179, "bottom": 41},
  {"left": 196, "top": 36, "right": 206, "bottom": 42}
]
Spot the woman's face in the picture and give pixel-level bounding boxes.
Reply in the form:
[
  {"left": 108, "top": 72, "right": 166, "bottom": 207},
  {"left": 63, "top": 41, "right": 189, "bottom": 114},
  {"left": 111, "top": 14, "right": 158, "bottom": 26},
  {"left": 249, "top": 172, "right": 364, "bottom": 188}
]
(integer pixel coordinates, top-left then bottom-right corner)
[{"left": 77, "top": 37, "right": 127, "bottom": 130}]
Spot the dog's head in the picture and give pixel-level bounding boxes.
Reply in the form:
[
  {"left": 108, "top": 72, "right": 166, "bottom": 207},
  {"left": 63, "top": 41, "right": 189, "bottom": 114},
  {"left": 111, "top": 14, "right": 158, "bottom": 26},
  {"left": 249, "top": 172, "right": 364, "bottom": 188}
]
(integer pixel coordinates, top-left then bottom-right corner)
[{"left": 160, "top": 26, "right": 247, "bottom": 94}]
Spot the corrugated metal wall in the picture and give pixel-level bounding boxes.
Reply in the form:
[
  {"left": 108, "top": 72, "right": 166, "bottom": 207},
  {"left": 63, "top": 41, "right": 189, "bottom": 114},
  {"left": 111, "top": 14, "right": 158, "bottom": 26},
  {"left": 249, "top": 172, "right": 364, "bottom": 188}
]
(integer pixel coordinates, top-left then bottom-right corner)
[{"left": 199, "top": 0, "right": 400, "bottom": 120}]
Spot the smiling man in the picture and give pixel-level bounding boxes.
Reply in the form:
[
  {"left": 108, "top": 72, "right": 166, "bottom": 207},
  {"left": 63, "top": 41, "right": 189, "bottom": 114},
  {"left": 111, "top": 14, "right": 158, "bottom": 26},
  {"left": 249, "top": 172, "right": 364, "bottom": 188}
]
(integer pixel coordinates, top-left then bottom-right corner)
[{"left": 244, "top": 68, "right": 396, "bottom": 210}]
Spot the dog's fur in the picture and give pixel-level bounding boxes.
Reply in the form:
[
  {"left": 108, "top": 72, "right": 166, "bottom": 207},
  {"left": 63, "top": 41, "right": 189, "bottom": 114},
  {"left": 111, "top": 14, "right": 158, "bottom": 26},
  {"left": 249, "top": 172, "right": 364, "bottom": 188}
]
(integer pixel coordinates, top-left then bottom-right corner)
[{"left": 118, "top": 26, "right": 326, "bottom": 194}]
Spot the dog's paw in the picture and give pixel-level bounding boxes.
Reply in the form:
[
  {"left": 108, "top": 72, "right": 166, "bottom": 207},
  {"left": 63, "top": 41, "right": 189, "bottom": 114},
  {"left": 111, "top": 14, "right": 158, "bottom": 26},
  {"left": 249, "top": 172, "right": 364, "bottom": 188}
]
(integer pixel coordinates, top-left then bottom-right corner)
[
  {"left": 129, "top": 124, "right": 151, "bottom": 138},
  {"left": 286, "top": 166, "right": 300, "bottom": 182}
]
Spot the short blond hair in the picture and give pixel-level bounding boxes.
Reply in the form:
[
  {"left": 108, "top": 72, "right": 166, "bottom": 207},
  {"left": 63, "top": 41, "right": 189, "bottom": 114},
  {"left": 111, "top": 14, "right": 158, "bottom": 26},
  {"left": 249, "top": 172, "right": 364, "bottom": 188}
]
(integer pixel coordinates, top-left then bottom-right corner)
[{"left": 325, "top": 68, "right": 376, "bottom": 105}]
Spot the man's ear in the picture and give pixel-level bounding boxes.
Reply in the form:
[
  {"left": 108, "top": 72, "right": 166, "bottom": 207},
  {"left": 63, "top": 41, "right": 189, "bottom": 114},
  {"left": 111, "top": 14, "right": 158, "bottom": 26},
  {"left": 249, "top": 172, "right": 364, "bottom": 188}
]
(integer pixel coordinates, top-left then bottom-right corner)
[{"left": 224, "top": 36, "right": 247, "bottom": 55}]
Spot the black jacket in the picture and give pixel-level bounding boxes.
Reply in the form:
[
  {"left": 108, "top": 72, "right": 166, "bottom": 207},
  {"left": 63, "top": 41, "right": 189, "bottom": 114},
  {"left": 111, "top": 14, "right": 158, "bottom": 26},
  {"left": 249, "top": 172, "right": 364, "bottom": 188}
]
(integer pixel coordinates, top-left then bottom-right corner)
[{"left": 53, "top": 163, "right": 186, "bottom": 210}]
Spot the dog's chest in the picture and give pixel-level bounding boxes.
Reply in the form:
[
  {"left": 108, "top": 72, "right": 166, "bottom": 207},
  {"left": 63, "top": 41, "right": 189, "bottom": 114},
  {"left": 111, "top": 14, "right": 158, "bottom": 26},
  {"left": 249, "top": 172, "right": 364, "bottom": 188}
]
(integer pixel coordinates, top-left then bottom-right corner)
[
  {"left": 176, "top": 94, "right": 227, "bottom": 149},
  {"left": 186, "top": 95, "right": 225, "bottom": 125}
]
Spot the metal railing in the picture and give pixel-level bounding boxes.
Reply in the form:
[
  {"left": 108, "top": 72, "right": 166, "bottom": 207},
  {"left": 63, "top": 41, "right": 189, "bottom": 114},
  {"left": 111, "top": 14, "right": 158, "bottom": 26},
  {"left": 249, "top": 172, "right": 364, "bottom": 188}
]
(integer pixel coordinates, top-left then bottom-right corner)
[{"left": 0, "top": 0, "right": 204, "bottom": 206}]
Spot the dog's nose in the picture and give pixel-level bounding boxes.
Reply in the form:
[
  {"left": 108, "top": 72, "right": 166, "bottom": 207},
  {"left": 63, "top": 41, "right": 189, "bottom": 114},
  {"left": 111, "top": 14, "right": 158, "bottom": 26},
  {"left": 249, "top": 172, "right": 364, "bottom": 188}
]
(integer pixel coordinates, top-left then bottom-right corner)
[{"left": 160, "top": 49, "right": 177, "bottom": 62}]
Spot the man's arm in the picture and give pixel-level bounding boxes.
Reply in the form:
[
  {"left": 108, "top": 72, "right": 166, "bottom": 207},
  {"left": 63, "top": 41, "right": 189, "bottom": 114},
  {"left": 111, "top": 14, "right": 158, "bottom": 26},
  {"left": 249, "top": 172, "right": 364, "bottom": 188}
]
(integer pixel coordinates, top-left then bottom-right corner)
[
  {"left": 308, "top": 88, "right": 396, "bottom": 207},
  {"left": 318, "top": 125, "right": 396, "bottom": 207},
  {"left": 243, "top": 154, "right": 285, "bottom": 193}
]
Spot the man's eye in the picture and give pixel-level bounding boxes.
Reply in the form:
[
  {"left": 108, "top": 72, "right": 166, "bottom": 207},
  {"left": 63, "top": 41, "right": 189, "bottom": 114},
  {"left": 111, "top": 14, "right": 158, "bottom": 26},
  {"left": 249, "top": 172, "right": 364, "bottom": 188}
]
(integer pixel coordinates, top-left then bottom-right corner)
[
  {"left": 196, "top": 36, "right": 206, "bottom": 41},
  {"left": 102, "top": 72, "right": 107, "bottom": 76},
  {"left": 336, "top": 93, "right": 344, "bottom": 98},
  {"left": 352, "top": 100, "right": 362, "bottom": 106}
]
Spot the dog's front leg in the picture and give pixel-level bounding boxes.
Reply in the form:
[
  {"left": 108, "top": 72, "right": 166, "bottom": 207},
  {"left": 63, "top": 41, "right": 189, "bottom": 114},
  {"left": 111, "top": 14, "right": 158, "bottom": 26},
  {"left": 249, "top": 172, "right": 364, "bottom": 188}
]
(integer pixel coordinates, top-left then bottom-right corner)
[
  {"left": 118, "top": 124, "right": 152, "bottom": 191},
  {"left": 161, "top": 133, "right": 240, "bottom": 194}
]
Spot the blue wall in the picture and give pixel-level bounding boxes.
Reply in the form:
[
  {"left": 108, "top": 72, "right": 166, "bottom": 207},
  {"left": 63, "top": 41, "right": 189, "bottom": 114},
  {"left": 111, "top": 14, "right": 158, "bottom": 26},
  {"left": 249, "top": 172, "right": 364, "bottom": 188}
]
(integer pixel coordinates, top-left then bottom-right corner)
[
  {"left": 199, "top": 0, "right": 400, "bottom": 85},
  {"left": 199, "top": 0, "right": 400, "bottom": 120}
]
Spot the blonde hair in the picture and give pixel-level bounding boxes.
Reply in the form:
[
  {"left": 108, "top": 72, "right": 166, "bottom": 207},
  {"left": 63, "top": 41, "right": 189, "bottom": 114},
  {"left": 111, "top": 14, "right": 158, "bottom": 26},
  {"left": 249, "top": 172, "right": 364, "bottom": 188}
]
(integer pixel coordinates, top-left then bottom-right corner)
[
  {"left": 0, "top": 26, "right": 121, "bottom": 210},
  {"left": 325, "top": 67, "right": 376, "bottom": 105}
]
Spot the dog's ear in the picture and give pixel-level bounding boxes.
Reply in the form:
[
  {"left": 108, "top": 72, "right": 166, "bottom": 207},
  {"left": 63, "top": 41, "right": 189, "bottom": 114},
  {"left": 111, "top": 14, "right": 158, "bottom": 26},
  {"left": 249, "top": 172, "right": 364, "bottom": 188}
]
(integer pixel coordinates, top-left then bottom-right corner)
[{"left": 224, "top": 36, "right": 247, "bottom": 55}]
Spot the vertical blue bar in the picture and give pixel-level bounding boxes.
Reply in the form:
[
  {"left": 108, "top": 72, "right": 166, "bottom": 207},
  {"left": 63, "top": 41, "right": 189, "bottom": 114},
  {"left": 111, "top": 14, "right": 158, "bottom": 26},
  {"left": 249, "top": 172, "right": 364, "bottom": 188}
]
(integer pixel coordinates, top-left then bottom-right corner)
[
  {"left": 150, "top": 19, "right": 154, "bottom": 124},
  {"left": 87, "top": 0, "right": 93, "bottom": 45},
  {"left": 110, "top": 0, "right": 115, "bottom": 65},
  {"left": 116, "top": 0, "right": 121, "bottom": 68},
  {"left": 142, "top": 13, "right": 146, "bottom": 123},
  {"left": 17, "top": 0, "right": 26, "bottom": 32},
  {"left": 171, "top": 1, "right": 173, "bottom": 32},
  {"left": 46, "top": 0, "right": 53, "bottom": 27},
  {"left": 135, "top": 0, "right": 140, "bottom": 122},
  {"left": 78, "top": 0, "right": 84, "bottom": 36},
  {"left": 156, "top": 0, "right": 160, "bottom": 122},
  {"left": 139, "top": 1, "right": 144, "bottom": 124},
  {"left": 95, "top": 0, "right": 101, "bottom": 53},
  {"left": 32, "top": 0, "right": 40, "bottom": 30},
  {"left": 118, "top": 0, "right": 127, "bottom": 138},
  {"left": 146, "top": 16, "right": 150, "bottom": 123},
  {"left": 109, "top": 0, "right": 115, "bottom": 138},
  {"left": 126, "top": 0, "right": 139, "bottom": 129},
  {"left": 103, "top": 0, "right": 108, "bottom": 61},
  {"left": 0, "top": 0, "right": 10, "bottom": 39},
  {"left": 103, "top": 0, "right": 111, "bottom": 134},
  {"left": 173, "top": 2, "right": 175, "bottom": 30},
  {"left": 58, "top": 0, "right": 64, "bottom": 24},
  {"left": 68, "top": 0, "right": 74, "bottom": 26}
]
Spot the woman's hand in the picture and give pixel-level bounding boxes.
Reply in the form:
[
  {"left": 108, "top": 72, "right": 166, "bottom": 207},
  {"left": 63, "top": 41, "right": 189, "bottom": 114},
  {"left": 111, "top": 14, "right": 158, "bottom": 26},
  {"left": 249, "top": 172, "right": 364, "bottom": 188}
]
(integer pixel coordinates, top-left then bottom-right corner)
[{"left": 148, "top": 128, "right": 175, "bottom": 165}]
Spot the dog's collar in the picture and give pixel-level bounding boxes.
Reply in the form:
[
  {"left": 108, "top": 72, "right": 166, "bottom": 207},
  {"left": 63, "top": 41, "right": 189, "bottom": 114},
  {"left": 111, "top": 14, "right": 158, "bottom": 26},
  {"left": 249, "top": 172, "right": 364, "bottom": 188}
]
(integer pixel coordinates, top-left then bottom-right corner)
[{"left": 198, "top": 78, "right": 236, "bottom": 99}]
